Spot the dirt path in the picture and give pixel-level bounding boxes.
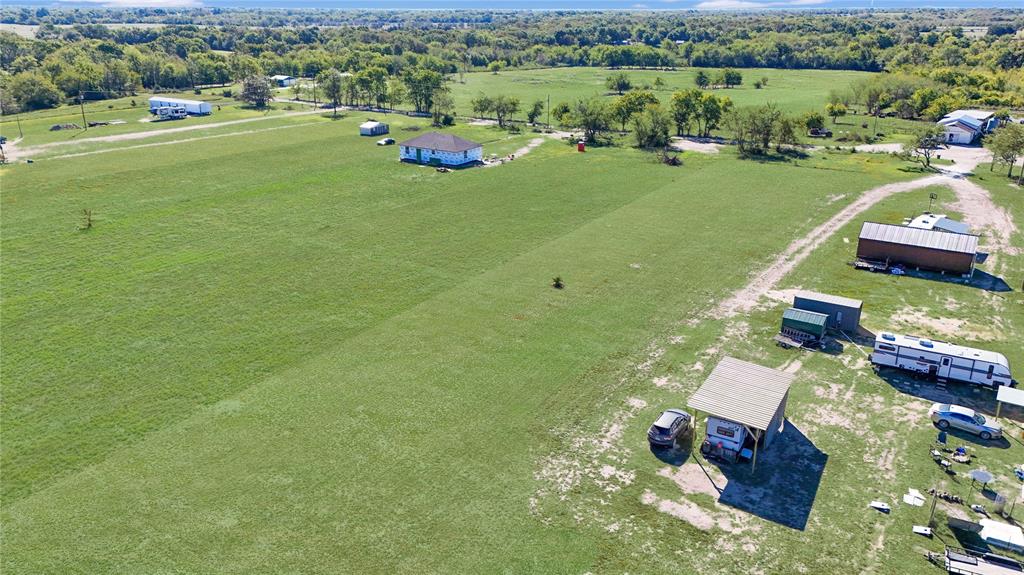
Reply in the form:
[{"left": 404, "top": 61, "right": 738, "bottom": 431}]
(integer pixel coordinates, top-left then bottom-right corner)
[
  {"left": 45, "top": 121, "right": 320, "bottom": 162},
  {"left": 669, "top": 137, "right": 722, "bottom": 155},
  {"left": 7, "top": 108, "right": 325, "bottom": 161},
  {"left": 715, "top": 147, "right": 996, "bottom": 317}
]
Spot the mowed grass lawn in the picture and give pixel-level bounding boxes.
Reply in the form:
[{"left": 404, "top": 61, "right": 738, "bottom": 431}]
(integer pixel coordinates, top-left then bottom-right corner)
[
  {"left": 453, "top": 67, "right": 924, "bottom": 144},
  {"left": 3, "top": 114, "right": 924, "bottom": 572}
]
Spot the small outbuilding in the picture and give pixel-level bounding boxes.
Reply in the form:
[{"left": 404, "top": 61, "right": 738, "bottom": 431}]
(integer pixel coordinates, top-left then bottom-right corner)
[
  {"left": 793, "top": 290, "right": 863, "bottom": 333},
  {"left": 688, "top": 356, "right": 794, "bottom": 471},
  {"left": 857, "top": 221, "right": 979, "bottom": 277},
  {"left": 270, "top": 75, "right": 296, "bottom": 87},
  {"left": 399, "top": 132, "right": 483, "bottom": 167},
  {"left": 359, "top": 120, "right": 389, "bottom": 136},
  {"left": 937, "top": 109, "right": 999, "bottom": 144},
  {"left": 781, "top": 308, "right": 828, "bottom": 342}
]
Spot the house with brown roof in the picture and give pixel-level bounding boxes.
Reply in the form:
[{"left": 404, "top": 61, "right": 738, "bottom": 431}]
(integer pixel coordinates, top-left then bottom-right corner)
[{"left": 399, "top": 132, "right": 483, "bottom": 167}]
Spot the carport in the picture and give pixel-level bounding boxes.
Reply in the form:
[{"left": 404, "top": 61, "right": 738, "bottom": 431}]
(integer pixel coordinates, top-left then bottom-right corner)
[
  {"left": 996, "top": 385, "right": 1024, "bottom": 419},
  {"left": 687, "top": 357, "right": 795, "bottom": 472}
]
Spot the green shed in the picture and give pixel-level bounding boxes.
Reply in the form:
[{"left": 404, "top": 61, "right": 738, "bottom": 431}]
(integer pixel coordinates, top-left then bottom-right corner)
[{"left": 781, "top": 308, "right": 828, "bottom": 341}]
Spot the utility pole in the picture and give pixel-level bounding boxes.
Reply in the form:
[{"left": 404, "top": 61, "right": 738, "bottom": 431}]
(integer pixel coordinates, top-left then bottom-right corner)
[
  {"left": 547, "top": 93, "right": 550, "bottom": 129},
  {"left": 79, "top": 91, "right": 88, "bottom": 130},
  {"left": 17, "top": 116, "right": 24, "bottom": 138}
]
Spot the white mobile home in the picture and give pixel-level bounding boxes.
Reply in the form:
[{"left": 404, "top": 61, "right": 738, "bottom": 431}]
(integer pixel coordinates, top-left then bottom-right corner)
[
  {"left": 148, "top": 96, "right": 212, "bottom": 116},
  {"left": 871, "top": 332, "right": 1013, "bottom": 387}
]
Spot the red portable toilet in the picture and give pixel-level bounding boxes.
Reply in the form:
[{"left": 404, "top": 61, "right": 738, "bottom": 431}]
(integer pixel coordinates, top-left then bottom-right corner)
[{"left": 577, "top": 140, "right": 585, "bottom": 152}]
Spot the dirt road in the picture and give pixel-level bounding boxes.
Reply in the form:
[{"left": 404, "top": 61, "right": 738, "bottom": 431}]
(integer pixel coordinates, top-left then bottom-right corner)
[
  {"left": 715, "top": 146, "right": 1004, "bottom": 317},
  {"left": 6, "top": 108, "right": 325, "bottom": 161}
]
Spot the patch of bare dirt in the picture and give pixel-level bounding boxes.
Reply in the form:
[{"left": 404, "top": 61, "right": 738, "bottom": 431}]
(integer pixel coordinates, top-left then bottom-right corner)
[
  {"left": 657, "top": 464, "right": 725, "bottom": 499},
  {"left": 945, "top": 176, "right": 1020, "bottom": 258},
  {"left": 892, "top": 306, "right": 1005, "bottom": 341},
  {"left": 668, "top": 137, "right": 722, "bottom": 154}
]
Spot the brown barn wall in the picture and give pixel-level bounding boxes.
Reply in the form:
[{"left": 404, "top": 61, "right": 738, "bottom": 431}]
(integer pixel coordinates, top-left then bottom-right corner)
[{"left": 856, "top": 239, "right": 974, "bottom": 274}]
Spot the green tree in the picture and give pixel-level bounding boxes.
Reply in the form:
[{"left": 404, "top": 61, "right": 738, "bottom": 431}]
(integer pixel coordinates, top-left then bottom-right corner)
[
  {"left": 611, "top": 90, "right": 658, "bottom": 131},
  {"left": 488, "top": 60, "right": 504, "bottom": 74},
  {"left": 694, "top": 70, "right": 710, "bottom": 89},
  {"left": 470, "top": 93, "right": 493, "bottom": 118},
  {"left": 552, "top": 101, "right": 572, "bottom": 127},
  {"left": 670, "top": 88, "right": 701, "bottom": 136},
  {"left": 632, "top": 104, "right": 671, "bottom": 149},
  {"left": 804, "top": 111, "right": 826, "bottom": 131},
  {"left": 430, "top": 86, "right": 455, "bottom": 126},
  {"left": 572, "top": 97, "right": 611, "bottom": 143},
  {"left": 386, "top": 78, "right": 407, "bottom": 111},
  {"left": 526, "top": 99, "right": 544, "bottom": 124},
  {"left": 605, "top": 72, "right": 632, "bottom": 95},
  {"left": 240, "top": 75, "right": 273, "bottom": 109},
  {"left": 8, "top": 71, "right": 62, "bottom": 111},
  {"left": 318, "top": 69, "right": 346, "bottom": 117},
  {"left": 986, "top": 123, "right": 1024, "bottom": 179},
  {"left": 403, "top": 68, "right": 444, "bottom": 113},
  {"left": 907, "top": 125, "right": 946, "bottom": 169},
  {"left": 825, "top": 102, "right": 847, "bottom": 124},
  {"left": 722, "top": 68, "right": 743, "bottom": 88},
  {"left": 491, "top": 95, "right": 520, "bottom": 128}
]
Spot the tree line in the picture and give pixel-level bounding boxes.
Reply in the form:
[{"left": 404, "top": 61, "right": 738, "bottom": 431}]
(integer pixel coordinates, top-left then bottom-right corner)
[{"left": 2, "top": 8, "right": 1022, "bottom": 114}]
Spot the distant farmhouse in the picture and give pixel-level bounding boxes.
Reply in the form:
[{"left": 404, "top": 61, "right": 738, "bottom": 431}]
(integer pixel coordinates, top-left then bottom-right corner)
[
  {"left": 937, "top": 109, "right": 999, "bottom": 144},
  {"left": 399, "top": 132, "right": 483, "bottom": 167},
  {"left": 270, "top": 75, "right": 296, "bottom": 87}
]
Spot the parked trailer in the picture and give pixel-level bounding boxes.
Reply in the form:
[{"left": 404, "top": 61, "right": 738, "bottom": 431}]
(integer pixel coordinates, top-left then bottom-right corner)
[
  {"left": 148, "top": 97, "right": 212, "bottom": 116},
  {"left": 871, "top": 332, "right": 1013, "bottom": 387}
]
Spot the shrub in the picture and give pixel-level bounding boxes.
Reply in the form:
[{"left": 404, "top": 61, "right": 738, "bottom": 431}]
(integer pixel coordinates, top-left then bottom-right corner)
[{"left": 222, "top": 89, "right": 232, "bottom": 98}]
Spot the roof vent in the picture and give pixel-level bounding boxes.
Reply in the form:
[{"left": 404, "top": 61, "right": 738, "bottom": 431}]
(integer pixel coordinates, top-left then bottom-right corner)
[
  {"left": 921, "top": 340, "right": 934, "bottom": 348},
  {"left": 882, "top": 333, "right": 896, "bottom": 341}
]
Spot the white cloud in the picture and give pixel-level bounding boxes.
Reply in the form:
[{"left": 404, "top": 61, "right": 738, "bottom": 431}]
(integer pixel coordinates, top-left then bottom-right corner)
[
  {"left": 695, "top": 0, "right": 827, "bottom": 8},
  {"left": 632, "top": 2, "right": 650, "bottom": 6}
]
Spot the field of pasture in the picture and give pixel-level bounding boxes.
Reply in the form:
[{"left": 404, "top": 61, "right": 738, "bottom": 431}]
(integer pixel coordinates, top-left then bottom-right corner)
[{"left": 2, "top": 77, "right": 1022, "bottom": 574}]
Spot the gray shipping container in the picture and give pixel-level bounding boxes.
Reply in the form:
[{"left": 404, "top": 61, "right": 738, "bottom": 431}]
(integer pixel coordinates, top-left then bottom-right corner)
[{"left": 793, "top": 291, "right": 863, "bottom": 333}]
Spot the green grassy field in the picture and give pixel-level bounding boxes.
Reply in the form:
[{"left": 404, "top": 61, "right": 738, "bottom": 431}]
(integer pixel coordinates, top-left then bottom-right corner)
[
  {"left": 2, "top": 97, "right": 1021, "bottom": 573},
  {"left": 0, "top": 85, "right": 309, "bottom": 148},
  {"left": 453, "top": 67, "right": 923, "bottom": 144}
]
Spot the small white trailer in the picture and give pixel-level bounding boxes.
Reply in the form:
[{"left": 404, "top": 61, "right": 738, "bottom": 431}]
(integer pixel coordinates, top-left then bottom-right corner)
[
  {"left": 148, "top": 96, "right": 212, "bottom": 116},
  {"left": 871, "top": 332, "right": 1013, "bottom": 387}
]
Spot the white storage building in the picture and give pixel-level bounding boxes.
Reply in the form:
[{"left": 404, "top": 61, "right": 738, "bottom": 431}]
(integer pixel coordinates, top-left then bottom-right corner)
[
  {"left": 359, "top": 121, "right": 389, "bottom": 136},
  {"left": 148, "top": 97, "right": 212, "bottom": 116}
]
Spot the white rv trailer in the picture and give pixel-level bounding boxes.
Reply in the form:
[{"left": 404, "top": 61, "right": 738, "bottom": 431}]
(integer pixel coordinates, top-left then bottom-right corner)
[
  {"left": 871, "top": 332, "right": 1013, "bottom": 387},
  {"left": 148, "top": 96, "right": 212, "bottom": 116}
]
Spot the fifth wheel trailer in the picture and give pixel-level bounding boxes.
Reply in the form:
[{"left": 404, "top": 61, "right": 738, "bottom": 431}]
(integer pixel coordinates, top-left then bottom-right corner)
[
  {"left": 148, "top": 97, "right": 212, "bottom": 116},
  {"left": 870, "top": 332, "right": 1013, "bottom": 387}
]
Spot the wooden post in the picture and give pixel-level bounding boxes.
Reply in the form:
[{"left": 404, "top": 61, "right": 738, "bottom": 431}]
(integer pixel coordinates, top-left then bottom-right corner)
[
  {"left": 751, "top": 429, "right": 760, "bottom": 473},
  {"left": 996, "top": 400, "right": 1003, "bottom": 419}
]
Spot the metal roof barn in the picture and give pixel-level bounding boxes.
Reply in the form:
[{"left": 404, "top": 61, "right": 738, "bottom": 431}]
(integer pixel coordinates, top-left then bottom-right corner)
[
  {"left": 857, "top": 222, "right": 979, "bottom": 276},
  {"left": 793, "top": 290, "right": 863, "bottom": 333},
  {"left": 688, "top": 357, "right": 794, "bottom": 450}
]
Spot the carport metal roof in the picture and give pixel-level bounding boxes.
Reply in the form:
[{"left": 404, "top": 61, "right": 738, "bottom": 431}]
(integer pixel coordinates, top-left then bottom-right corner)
[
  {"left": 996, "top": 386, "right": 1024, "bottom": 419},
  {"left": 687, "top": 356, "right": 795, "bottom": 432}
]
